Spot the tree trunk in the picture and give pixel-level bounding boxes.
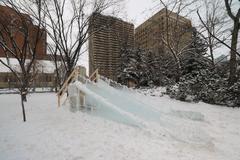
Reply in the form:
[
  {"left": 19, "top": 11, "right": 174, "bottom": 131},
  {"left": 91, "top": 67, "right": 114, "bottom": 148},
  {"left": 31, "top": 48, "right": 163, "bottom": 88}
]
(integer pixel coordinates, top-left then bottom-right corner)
[
  {"left": 229, "top": 21, "right": 239, "bottom": 85},
  {"left": 22, "top": 88, "right": 27, "bottom": 102},
  {"left": 210, "top": 48, "right": 215, "bottom": 67},
  {"left": 21, "top": 94, "right": 26, "bottom": 122},
  {"left": 175, "top": 56, "right": 182, "bottom": 82},
  {"left": 54, "top": 76, "right": 58, "bottom": 93},
  {"left": 55, "top": 69, "right": 61, "bottom": 91},
  {"left": 209, "top": 42, "right": 215, "bottom": 67},
  {"left": 22, "top": 94, "right": 27, "bottom": 102}
]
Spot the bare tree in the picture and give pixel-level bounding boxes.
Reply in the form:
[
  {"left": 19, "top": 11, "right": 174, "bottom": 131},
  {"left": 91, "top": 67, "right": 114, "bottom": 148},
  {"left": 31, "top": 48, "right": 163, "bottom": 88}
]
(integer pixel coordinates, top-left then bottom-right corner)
[
  {"left": 30, "top": 0, "right": 121, "bottom": 89},
  {"left": 200, "top": 0, "right": 230, "bottom": 66},
  {"left": 0, "top": 0, "right": 44, "bottom": 122},
  {"left": 15, "top": 0, "right": 122, "bottom": 89},
  {"left": 197, "top": 0, "right": 240, "bottom": 84},
  {"left": 224, "top": 0, "right": 240, "bottom": 84},
  {"left": 157, "top": 0, "right": 196, "bottom": 81}
]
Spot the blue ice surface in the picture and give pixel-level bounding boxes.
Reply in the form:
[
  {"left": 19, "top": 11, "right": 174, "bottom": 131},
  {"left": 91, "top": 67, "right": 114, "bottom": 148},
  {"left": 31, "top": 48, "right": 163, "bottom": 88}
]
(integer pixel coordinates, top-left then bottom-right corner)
[
  {"left": 75, "top": 79, "right": 209, "bottom": 145},
  {"left": 82, "top": 79, "right": 163, "bottom": 127}
]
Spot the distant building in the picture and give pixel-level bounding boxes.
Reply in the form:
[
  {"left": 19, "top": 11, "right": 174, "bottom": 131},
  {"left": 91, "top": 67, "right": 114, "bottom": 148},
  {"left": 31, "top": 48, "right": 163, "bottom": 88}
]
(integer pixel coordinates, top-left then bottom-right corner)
[
  {"left": 0, "top": 60, "right": 56, "bottom": 89},
  {"left": 88, "top": 13, "right": 134, "bottom": 81},
  {"left": 0, "top": 5, "right": 48, "bottom": 60},
  {"left": 135, "top": 8, "right": 192, "bottom": 59},
  {"left": 0, "top": 5, "right": 55, "bottom": 89}
]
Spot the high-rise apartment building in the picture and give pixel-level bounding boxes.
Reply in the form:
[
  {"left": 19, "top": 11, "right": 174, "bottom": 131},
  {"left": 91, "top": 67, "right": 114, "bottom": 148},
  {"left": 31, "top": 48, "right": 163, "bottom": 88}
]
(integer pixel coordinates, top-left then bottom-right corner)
[
  {"left": 135, "top": 8, "right": 192, "bottom": 58},
  {"left": 88, "top": 13, "right": 134, "bottom": 80}
]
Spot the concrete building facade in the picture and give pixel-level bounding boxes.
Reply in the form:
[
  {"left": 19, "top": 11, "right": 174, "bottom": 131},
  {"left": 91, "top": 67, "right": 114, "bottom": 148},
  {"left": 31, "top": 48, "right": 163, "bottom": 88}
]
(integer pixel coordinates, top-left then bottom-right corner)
[{"left": 88, "top": 13, "right": 134, "bottom": 81}]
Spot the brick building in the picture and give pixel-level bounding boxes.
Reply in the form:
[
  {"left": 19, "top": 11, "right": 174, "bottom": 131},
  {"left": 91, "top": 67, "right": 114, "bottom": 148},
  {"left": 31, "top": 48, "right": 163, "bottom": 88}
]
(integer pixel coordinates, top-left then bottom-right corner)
[
  {"left": 88, "top": 13, "right": 134, "bottom": 81},
  {"left": 0, "top": 5, "right": 47, "bottom": 60},
  {"left": 0, "top": 5, "right": 55, "bottom": 89}
]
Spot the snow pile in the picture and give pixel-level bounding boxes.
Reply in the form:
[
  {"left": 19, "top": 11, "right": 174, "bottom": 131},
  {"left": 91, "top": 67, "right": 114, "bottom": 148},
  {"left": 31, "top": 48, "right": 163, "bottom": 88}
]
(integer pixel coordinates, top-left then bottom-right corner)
[{"left": 1, "top": 91, "right": 240, "bottom": 159}]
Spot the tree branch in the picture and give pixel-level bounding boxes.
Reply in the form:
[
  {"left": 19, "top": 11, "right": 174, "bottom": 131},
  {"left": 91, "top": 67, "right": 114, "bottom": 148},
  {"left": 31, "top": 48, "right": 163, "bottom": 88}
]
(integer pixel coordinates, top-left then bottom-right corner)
[{"left": 197, "top": 10, "right": 240, "bottom": 58}]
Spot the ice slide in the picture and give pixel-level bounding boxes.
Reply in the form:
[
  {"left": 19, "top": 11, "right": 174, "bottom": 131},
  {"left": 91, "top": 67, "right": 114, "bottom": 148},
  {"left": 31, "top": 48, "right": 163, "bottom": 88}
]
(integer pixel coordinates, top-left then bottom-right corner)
[
  {"left": 71, "top": 77, "right": 164, "bottom": 127},
  {"left": 68, "top": 76, "right": 212, "bottom": 145}
]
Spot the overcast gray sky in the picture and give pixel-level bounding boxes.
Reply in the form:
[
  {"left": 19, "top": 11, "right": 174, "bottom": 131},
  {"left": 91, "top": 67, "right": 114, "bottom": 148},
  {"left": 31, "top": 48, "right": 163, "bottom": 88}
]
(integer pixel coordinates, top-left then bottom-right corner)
[
  {"left": 125, "top": 0, "right": 157, "bottom": 26},
  {"left": 123, "top": 0, "right": 200, "bottom": 26}
]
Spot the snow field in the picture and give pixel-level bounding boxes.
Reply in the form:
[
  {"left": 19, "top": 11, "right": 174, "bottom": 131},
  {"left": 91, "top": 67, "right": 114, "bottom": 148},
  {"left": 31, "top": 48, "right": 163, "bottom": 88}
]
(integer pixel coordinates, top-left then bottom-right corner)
[{"left": 0, "top": 91, "right": 240, "bottom": 160}]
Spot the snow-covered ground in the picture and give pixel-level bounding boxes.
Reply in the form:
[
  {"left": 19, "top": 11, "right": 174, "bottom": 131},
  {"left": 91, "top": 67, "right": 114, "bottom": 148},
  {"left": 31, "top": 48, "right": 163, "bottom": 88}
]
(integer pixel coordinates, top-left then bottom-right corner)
[
  {"left": 1, "top": 92, "right": 240, "bottom": 160},
  {"left": 0, "top": 88, "right": 54, "bottom": 94}
]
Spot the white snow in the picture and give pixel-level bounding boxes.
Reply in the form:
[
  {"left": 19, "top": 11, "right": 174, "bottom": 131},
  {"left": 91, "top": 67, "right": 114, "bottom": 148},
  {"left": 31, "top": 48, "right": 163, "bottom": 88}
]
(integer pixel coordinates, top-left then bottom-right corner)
[
  {"left": 137, "top": 87, "right": 166, "bottom": 97},
  {"left": 1, "top": 90, "right": 240, "bottom": 159},
  {"left": 0, "top": 58, "right": 55, "bottom": 73}
]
